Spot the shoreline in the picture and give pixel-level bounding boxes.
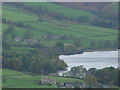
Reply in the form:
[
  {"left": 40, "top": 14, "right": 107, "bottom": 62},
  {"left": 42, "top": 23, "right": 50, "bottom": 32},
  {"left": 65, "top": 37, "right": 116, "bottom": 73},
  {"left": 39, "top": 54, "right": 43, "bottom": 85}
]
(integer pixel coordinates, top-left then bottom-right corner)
[
  {"left": 58, "top": 50, "right": 118, "bottom": 75},
  {"left": 84, "top": 48, "right": 118, "bottom": 52},
  {"left": 59, "top": 48, "right": 118, "bottom": 56}
]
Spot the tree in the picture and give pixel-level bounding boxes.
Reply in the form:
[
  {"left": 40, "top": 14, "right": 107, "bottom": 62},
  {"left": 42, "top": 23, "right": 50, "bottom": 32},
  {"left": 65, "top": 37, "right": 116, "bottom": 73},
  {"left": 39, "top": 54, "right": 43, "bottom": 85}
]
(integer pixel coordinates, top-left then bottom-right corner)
[
  {"left": 96, "top": 40, "right": 104, "bottom": 48},
  {"left": 73, "top": 40, "right": 81, "bottom": 47},
  {"left": 88, "top": 68, "right": 97, "bottom": 75},
  {"left": 2, "top": 77, "right": 7, "bottom": 83},
  {"left": 89, "top": 41, "right": 96, "bottom": 48},
  {"left": 38, "top": 17, "right": 43, "bottom": 22},
  {"left": 10, "top": 33, "right": 16, "bottom": 39},
  {"left": 15, "top": 22, "right": 24, "bottom": 27},
  {"left": 69, "top": 65, "right": 86, "bottom": 78},
  {"left": 104, "top": 40, "right": 111, "bottom": 48},
  {"left": 112, "top": 40, "right": 118, "bottom": 48},
  {"left": 90, "top": 17, "right": 113, "bottom": 28},
  {"left": 2, "top": 18, "right": 7, "bottom": 23},
  {"left": 94, "top": 67, "right": 118, "bottom": 86},
  {"left": 55, "top": 41, "right": 64, "bottom": 49},
  {"left": 4, "top": 24, "right": 15, "bottom": 35},
  {"left": 24, "top": 30, "right": 32, "bottom": 39},
  {"left": 31, "top": 43, "right": 41, "bottom": 48},
  {"left": 84, "top": 75, "right": 99, "bottom": 88},
  {"left": 2, "top": 36, "right": 11, "bottom": 50},
  {"left": 76, "top": 16, "right": 89, "bottom": 23},
  {"left": 10, "top": 57, "right": 23, "bottom": 71}
]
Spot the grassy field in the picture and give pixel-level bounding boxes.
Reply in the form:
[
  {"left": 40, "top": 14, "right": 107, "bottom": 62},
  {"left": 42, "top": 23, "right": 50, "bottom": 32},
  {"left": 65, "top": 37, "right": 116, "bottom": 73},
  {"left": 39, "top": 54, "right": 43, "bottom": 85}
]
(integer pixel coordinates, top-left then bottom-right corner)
[
  {"left": 2, "top": 69, "right": 83, "bottom": 88},
  {"left": 2, "top": 2, "right": 118, "bottom": 88},
  {"left": 2, "top": 69, "right": 24, "bottom": 76},
  {"left": 24, "top": 2, "right": 94, "bottom": 18},
  {"left": 2, "top": 3, "right": 118, "bottom": 51},
  {"left": 2, "top": 8, "right": 38, "bottom": 21}
]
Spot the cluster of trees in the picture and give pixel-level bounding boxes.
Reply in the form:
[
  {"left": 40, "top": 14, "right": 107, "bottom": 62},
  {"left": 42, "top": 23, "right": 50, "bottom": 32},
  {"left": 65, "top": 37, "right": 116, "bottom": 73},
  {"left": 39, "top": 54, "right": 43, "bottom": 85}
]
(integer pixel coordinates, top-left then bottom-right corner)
[
  {"left": 4, "top": 3, "right": 67, "bottom": 20},
  {"left": 90, "top": 9, "right": 118, "bottom": 29},
  {"left": 87, "top": 67, "right": 118, "bottom": 86},
  {"left": 64, "top": 66, "right": 118, "bottom": 87},
  {"left": 89, "top": 40, "right": 118, "bottom": 49},
  {"left": 2, "top": 18, "right": 32, "bottom": 29},
  {"left": 84, "top": 75, "right": 99, "bottom": 88},
  {"left": 76, "top": 16, "right": 90, "bottom": 23},
  {"left": 2, "top": 51, "right": 67, "bottom": 75},
  {"left": 75, "top": 16, "right": 117, "bottom": 29},
  {"left": 4, "top": 2, "right": 118, "bottom": 29},
  {"left": 3, "top": 23, "right": 15, "bottom": 35},
  {"left": 90, "top": 18, "right": 115, "bottom": 29},
  {"left": 54, "top": 41, "right": 84, "bottom": 55}
]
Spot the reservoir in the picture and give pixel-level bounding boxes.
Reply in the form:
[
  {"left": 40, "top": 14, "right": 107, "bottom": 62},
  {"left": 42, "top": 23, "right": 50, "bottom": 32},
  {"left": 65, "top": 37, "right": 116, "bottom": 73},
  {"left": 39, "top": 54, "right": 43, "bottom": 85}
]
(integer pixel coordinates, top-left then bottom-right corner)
[{"left": 58, "top": 51, "right": 118, "bottom": 75}]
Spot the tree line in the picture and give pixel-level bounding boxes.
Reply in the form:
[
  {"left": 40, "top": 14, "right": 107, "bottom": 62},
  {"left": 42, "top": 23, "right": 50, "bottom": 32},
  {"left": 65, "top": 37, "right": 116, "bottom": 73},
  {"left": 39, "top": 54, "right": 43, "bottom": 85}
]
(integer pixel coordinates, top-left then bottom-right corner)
[
  {"left": 2, "top": 51, "right": 67, "bottom": 75},
  {"left": 3, "top": 2, "right": 118, "bottom": 29},
  {"left": 65, "top": 66, "right": 118, "bottom": 88}
]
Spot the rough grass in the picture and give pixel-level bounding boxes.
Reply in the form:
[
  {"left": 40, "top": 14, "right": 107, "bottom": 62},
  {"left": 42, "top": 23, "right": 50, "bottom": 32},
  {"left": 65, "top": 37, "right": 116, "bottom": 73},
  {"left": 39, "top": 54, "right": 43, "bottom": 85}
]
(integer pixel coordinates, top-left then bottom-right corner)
[
  {"left": 2, "top": 78, "right": 34, "bottom": 87},
  {"left": 2, "top": 69, "right": 24, "bottom": 76},
  {"left": 2, "top": 4, "right": 118, "bottom": 48},
  {"left": 11, "top": 47, "right": 36, "bottom": 53},
  {"left": 24, "top": 2, "right": 94, "bottom": 18},
  {"left": 24, "top": 2, "right": 64, "bottom": 11},
  {"left": 2, "top": 9, "right": 38, "bottom": 21},
  {"left": 54, "top": 8, "right": 94, "bottom": 18},
  {"left": 2, "top": 69, "right": 83, "bottom": 88},
  {"left": 13, "top": 85, "right": 56, "bottom": 88}
]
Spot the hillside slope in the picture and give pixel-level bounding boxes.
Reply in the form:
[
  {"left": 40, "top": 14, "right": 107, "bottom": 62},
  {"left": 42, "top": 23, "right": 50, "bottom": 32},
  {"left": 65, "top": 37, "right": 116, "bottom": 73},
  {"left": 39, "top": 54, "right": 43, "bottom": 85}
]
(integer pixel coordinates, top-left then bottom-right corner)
[{"left": 2, "top": 3, "right": 118, "bottom": 49}]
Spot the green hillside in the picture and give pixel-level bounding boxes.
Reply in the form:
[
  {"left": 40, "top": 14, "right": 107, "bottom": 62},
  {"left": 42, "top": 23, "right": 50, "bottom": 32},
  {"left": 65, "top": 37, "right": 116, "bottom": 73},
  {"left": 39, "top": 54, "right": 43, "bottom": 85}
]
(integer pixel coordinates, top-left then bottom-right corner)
[
  {"left": 2, "top": 2, "right": 118, "bottom": 88},
  {"left": 2, "top": 4, "right": 118, "bottom": 49},
  {"left": 2, "top": 69, "right": 83, "bottom": 88},
  {"left": 24, "top": 2, "right": 94, "bottom": 18},
  {"left": 2, "top": 6, "right": 38, "bottom": 21}
]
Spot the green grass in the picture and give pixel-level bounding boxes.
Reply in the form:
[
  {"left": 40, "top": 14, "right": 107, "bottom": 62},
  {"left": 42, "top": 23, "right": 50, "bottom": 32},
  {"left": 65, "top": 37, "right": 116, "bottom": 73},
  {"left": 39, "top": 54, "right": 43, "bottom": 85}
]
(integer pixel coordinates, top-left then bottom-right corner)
[
  {"left": 24, "top": 2, "right": 94, "bottom": 18},
  {"left": 23, "top": 20, "right": 117, "bottom": 47},
  {"left": 2, "top": 3, "right": 118, "bottom": 88},
  {"left": 24, "top": 2, "right": 64, "bottom": 11},
  {"left": 11, "top": 75, "right": 83, "bottom": 83},
  {"left": 2, "top": 8, "right": 38, "bottom": 21},
  {"left": 54, "top": 8, "right": 94, "bottom": 18},
  {"left": 3, "top": 78, "right": 34, "bottom": 87},
  {"left": 13, "top": 85, "right": 56, "bottom": 88},
  {"left": 11, "top": 47, "right": 36, "bottom": 53},
  {"left": 2, "top": 3, "right": 118, "bottom": 48},
  {"left": 2, "top": 69, "right": 24, "bottom": 76},
  {"left": 2, "top": 69, "right": 83, "bottom": 88},
  {"left": 3, "top": 17, "right": 117, "bottom": 48},
  {"left": 3, "top": 5, "right": 20, "bottom": 12}
]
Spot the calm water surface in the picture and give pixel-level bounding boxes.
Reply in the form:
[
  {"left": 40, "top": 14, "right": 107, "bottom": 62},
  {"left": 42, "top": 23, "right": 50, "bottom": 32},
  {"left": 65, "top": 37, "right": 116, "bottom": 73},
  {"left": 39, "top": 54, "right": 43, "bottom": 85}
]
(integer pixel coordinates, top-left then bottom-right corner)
[{"left": 58, "top": 51, "right": 118, "bottom": 75}]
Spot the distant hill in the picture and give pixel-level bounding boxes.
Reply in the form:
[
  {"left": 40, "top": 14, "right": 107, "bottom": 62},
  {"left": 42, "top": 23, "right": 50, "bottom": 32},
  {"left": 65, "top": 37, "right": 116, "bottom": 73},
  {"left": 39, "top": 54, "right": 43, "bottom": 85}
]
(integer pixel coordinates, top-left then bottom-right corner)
[
  {"left": 54, "top": 2, "right": 117, "bottom": 13},
  {"left": 2, "top": 2, "right": 118, "bottom": 49}
]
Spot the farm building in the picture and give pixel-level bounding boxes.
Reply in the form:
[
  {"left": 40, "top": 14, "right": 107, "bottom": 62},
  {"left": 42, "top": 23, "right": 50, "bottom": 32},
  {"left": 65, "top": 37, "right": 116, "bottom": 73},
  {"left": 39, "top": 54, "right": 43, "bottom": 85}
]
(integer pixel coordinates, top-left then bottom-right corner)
[
  {"left": 42, "top": 34, "right": 65, "bottom": 40},
  {"left": 14, "top": 37, "right": 40, "bottom": 43},
  {"left": 41, "top": 77, "right": 56, "bottom": 86}
]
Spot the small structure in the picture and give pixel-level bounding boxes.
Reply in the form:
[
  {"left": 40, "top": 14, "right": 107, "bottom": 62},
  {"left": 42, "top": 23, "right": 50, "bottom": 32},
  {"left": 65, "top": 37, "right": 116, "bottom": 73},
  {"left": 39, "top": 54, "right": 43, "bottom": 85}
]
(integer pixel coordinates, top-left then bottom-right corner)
[
  {"left": 42, "top": 34, "right": 65, "bottom": 40},
  {"left": 41, "top": 77, "right": 56, "bottom": 86},
  {"left": 14, "top": 36, "right": 40, "bottom": 43},
  {"left": 15, "top": 36, "right": 21, "bottom": 42},
  {"left": 57, "top": 82, "right": 74, "bottom": 88},
  {"left": 64, "top": 82, "right": 74, "bottom": 88}
]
